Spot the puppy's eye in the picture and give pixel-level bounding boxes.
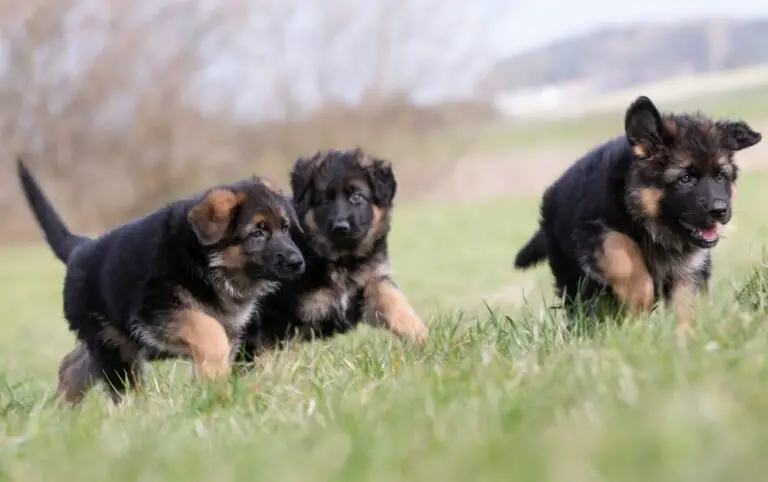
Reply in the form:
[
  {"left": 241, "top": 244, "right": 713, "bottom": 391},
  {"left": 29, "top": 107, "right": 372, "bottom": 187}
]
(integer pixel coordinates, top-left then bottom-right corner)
[
  {"left": 715, "top": 172, "right": 727, "bottom": 183},
  {"left": 349, "top": 192, "right": 364, "bottom": 204},
  {"left": 677, "top": 174, "right": 695, "bottom": 187},
  {"left": 249, "top": 222, "right": 268, "bottom": 240},
  {"left": 281, "top": 220, "right": 290, "bottom": 232}
]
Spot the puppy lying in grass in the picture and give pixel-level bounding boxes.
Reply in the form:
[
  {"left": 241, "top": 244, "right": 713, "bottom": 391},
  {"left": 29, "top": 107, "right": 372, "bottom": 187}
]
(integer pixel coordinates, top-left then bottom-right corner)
[{"left": 17, "top": 158, "right": 305, "bottom": 404}]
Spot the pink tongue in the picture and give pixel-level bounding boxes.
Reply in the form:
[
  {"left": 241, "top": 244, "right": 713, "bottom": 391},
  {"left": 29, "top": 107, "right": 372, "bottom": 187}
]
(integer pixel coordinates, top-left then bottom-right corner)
[{"left": 699, "top": 226, "right": 718, "bottom": 240}]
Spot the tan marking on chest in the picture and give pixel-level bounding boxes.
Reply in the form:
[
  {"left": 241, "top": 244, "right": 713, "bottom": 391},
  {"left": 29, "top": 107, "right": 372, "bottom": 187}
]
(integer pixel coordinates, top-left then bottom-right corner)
[{"left": 299, "top": 287, "right": 348, "bottom": 322}]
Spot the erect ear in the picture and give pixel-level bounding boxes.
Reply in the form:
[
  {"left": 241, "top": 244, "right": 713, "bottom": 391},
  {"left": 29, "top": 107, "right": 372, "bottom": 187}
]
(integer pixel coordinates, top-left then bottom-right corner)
[
  {"left": 290, "top": 154, "right": 319, "bottom": 205},
  {"left": 366, "top": 157, "right": 397, "bottom": 206},
  {"left": 257, "top": 176, "right": 286, "bottom": 196},
  {"left": 718, "top": 120, "right": 762, "bottom": 151},
  {"left": 187, "top": 188, "right": 245, "bottom": 246},
  {"left": 624, "top": 95, "right": 671, "bottom": 158}
]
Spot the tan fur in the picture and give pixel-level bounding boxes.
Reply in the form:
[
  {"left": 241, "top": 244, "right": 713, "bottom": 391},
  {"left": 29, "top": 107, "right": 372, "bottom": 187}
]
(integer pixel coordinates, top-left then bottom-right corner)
[
  {"left": 187, "top": 189, "right": 245, "bottom": 245},
  {"left": 355, "top": 206, "right": 386, "bottom": 258},
  {"left": 214, "top": 245, "right": 245, "bottom": 269},
  {"left": 715, "top": 156, "right": 736, "bottom": 177},
  {"left": 356, "top": 148, "right": 375, "bottom": 168},
  {"left": 167, "top": 309, "right": 231, "bottom": 379},
  {"left": 299, "top": 288, "right": 339, "bottom": 322},
  {"left": 638, "top": 187, "right": 663, "bottom": 219},
  {"left": 670, "top": 276, "right": 697, "bottom": 335},
  {"left": 632, "top": 145, "right": 647, "bottom": 158},
  {"left": 258, "top": 177, "right": 284, "bottom": 195},
  {"left": 250, "top": 213, "right": 267, "bottom": 227},
  {"left": 597, "top": 231, "right": 654, "bottom": 313},
  {"left": 57, "top": 342, "right": 100, "bottom": 404},
  {"left": 663, "top": 118, "right": 679, "bottom": 137},
  {"left": 363, "top": 279, "right": 427, "bottom": 341}
]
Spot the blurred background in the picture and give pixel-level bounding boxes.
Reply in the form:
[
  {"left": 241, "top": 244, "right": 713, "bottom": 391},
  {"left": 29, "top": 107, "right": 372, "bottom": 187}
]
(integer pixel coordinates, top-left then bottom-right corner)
[{"left": 3, "top": 0, "right": 768, "bottom": 244}]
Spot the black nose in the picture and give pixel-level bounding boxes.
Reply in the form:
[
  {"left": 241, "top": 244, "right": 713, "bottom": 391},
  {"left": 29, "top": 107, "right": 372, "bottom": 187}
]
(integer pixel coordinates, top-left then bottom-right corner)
[
  {"left": 277, "top": 252, "right": 304, "bottom": 273},
  {"left": 285, "top": 253, "right": 304, "bottom": 272},
  {"left": 709, "top": 199, "right": 728, "bottom": 220},
  {"left": 331, "top": 219, "right": 350, "bottom": 235}
]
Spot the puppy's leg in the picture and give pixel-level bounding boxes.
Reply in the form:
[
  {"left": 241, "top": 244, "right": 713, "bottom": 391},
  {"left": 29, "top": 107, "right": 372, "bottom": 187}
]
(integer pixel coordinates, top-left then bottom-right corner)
[
  {"left": 363, "top": 278, "right": 428, "bottom": 342},
  {"left": 57, "top": 341, "right": 100, "bottom": 404},
  {"left": 669, "top": 276, "right": 697, "bottom": 337},
  {"left": 91, "top": 325, "right": 146, "bottom": 403},
  {"left": 697, "top": 253, "right": 712, "bottom": 300},
  {"left": 89, "top": 343, "right": 145, "bottom": 404},
  {"left": 168, "top": 310, "right": 230, "bottom": 379},
  {"left": 592, "top": 230, "right": 654, "bottom": 314}
]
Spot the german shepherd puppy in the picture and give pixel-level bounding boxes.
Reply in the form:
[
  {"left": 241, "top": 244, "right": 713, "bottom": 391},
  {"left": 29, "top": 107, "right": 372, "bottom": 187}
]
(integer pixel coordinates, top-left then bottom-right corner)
[
  {"left": 16, "top": 159, "right": 305, "bottom": 403},
  {"left": 513, "top": 96, "right": 761, "bottom": 332},
  {"left": 237, "top": 147, "right": 427, "bottom": 361}
]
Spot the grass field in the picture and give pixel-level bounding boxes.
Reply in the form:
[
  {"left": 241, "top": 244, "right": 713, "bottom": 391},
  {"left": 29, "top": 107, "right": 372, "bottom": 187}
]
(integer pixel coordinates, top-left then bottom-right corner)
[{"left": 4, "top": 151, "right": 768, "bottom": 481}]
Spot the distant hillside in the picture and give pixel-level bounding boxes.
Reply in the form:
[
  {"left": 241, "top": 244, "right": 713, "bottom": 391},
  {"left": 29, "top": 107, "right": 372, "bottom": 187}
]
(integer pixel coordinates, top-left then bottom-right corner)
[{"left": 479, "top": 19, "right": 768, "bottom": 94}]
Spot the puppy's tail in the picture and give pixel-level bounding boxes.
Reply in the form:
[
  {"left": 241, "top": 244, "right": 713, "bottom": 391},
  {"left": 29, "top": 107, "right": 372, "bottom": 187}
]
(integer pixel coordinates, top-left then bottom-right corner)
[
  {"left": 16, "top": 157, "right": 90, "bottom": 263},
  {"left": 514, "top": 228, "right": 547, "bottom": 269}
]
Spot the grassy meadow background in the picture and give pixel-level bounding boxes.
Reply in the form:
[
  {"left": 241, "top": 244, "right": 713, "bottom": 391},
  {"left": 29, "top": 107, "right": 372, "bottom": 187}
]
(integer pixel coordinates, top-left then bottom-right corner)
[{"left": 2, "top": 82, "right": 768, "bottom": 481}]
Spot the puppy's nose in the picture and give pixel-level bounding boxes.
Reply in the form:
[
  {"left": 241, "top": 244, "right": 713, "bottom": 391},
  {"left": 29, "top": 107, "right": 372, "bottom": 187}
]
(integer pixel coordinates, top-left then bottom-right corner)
[
  {"left": 709, "top": 199, "right": 728, "bottom": 221},
  {"left": 331, "top": 219, "right": 350, "bottom": 235},
  {"left": 284, "top": 253, "right": 305, "bottom": 273}
]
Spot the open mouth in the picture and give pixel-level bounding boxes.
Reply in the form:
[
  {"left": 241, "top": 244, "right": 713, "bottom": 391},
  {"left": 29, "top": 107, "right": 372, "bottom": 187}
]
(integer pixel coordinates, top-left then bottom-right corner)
[{"left": 679, "top": 220, "right": 720, "bottom": 247}]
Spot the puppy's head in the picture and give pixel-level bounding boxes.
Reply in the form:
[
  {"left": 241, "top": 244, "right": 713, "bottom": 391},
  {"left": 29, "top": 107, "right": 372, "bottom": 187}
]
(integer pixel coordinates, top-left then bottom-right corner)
[
  {"left": 290, "top": 147, "right": 396, "bottom": 260},
  {"left": 624, "top": 95, "right": 762, "bottom": 249},
  {"left": 187, "top": 177, "right": 305, "bottom": 284}
]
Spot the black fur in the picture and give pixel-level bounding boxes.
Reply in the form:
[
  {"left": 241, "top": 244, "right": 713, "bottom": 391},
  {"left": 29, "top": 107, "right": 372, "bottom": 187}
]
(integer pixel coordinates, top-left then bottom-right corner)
[
  {"left": 514, "top": 95, "right": 761, "bottom": 316},
  {"left": 236, "top": 147, "right": 424, "bottom": 362},
  {"left": 17, "top": 159, "right": 304, "bottom": 402},
  {"left": 16, "top": 158, "right": 90, "bottom": 262},
  {"left": 514, "top": 228, "right": 546, "bottom": 269}
]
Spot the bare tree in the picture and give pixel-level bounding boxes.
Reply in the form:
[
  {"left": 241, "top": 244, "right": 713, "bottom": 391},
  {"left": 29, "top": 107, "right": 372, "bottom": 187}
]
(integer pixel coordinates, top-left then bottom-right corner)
[{"left": 0, "top": 0, "right": 506, "bottom": 242}]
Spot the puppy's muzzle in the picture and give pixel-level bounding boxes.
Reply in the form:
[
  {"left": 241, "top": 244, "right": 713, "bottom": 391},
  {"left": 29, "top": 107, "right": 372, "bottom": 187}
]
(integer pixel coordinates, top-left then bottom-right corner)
[{"left": 277, "top": 251, "right": 305, "bottom": 275}]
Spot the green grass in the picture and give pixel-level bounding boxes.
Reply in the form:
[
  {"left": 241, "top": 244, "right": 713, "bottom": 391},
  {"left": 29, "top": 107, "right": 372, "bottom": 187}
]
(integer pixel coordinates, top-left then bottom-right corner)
[{"left": 5, "top": 169, "right": 768, "bottom": 481}]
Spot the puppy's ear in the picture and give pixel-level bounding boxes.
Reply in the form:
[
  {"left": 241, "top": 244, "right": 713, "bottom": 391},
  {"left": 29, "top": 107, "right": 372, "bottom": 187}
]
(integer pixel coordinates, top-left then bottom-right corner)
[
  {"left": 718, "top": 120, "right": 762, "bottom": 151},
  {"left": 284, "top": 196, "right": 303, "bottom": 234},
  {"left": 290, "top": 154, "right": 319, "bottom": 205},
  {"left": 257, "top": 176, "right": 286, "bottom": 196},
  {"left": 625, "top": 95, "right": 672, "bottom": 159},
  {"left": 366, "top": 157, "right": 397, "bottom": 206},
  {"left": 188, "top": 189, "right": 244, "bottom": 245}
]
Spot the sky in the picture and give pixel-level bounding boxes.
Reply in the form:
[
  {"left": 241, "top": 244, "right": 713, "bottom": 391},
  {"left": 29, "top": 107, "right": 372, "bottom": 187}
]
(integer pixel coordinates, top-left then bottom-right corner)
[
  {"left": 208, "top": 0, "right": 768, "bottom": 116},
  {"left": 490, "top": 0, "right": 768, "bottom": 58},
  {"left": 14, "top": 0, "right": 768, "bottom": 120}
]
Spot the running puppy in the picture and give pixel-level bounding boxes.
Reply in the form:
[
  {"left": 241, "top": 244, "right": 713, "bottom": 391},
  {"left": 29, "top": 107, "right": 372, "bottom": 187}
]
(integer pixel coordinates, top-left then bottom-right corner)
[
  {"left": 17, "top": 158, "right": 305, "bottom": 403},
  {"left": 238, "top": 147, "right": 427, "bottom": 360},
  {"left": 514, "top": 96, "right": 761, "bottom": 332}
]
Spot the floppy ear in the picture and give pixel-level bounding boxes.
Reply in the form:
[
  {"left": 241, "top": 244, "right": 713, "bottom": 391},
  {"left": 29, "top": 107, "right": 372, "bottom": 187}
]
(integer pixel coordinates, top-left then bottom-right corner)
[
  {"left": 367, "top": 158, "right": 397, "bottom": 206},
  {"left": 719, "top": 120, "right": 762, "bottom": 151},
  {"left": 187, "top": 189, "right": 244, "bottom": 246},
  {"left": 283, "top": 196, "right": 303, "bottom": 234},
  {"left": 290, "top": 155, "right": 318, "bottom": 205},
  {"left": 624, "top": 95, "right": 671, "bottom": 158}
]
